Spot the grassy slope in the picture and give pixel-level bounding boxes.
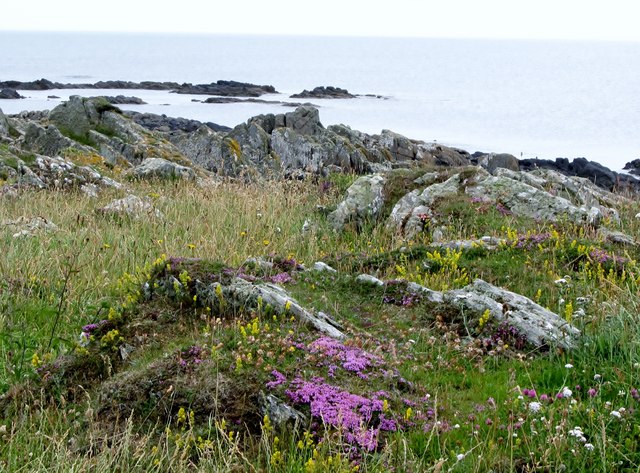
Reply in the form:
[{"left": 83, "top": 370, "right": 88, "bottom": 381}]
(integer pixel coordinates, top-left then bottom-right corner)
[{"left": 1, "top": 169, "right": 639, "bottom": 472}]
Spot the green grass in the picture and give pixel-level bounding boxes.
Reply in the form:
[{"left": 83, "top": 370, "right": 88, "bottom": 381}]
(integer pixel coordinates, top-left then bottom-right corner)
[{"left": 1, "top": 175, "right": 640, "bottom": 472}]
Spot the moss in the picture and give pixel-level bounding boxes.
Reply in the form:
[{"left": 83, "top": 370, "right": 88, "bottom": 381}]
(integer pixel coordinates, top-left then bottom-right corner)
[{"left": 225, "top": 137, "right": 242, "bottom": 161}]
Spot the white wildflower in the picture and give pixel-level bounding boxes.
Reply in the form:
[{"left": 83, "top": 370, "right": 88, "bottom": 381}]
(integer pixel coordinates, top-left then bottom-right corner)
[
  {"left": 585, "top": 443, "right": 595, "bottom": 451},
  {"left": 611, "top": 410, "right": 622, "bottom": 419},
  {"left": 565, "top": 363, "right": 574, "bottom": 369},
  {"left": 529, "top": 402, "right": 542, "bottom": 413},
  {"left": 562, "top": 386, "right": 573, "bottom": 398}
]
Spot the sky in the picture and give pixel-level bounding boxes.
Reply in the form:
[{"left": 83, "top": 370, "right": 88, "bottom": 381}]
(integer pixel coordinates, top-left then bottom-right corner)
[{"left": 1, "top": 0, "right": 639, "bottom": 42}]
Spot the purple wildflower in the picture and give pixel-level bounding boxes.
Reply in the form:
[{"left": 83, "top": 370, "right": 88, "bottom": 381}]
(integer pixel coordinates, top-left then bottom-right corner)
[{"left": 266, "top": 370, "right": 287, "bottom": 389}]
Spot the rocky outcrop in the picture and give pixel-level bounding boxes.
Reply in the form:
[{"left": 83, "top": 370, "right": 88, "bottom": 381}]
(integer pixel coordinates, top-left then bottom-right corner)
[
  {"left": 0, "top": 78, "right": 277, "bottom": 97},
  {"left": 291, "top": 86, "right": 356, "bottom": 99},
  {"left": 519, "top": 157, "right": 640, "bottom": 192},
  {"left": 472, "top": 152, "right": 519, "bottom": 173},
  {"left": 124, "top": 111, "right": 231, "bottom": 133},
  {"left": 623, "top": 159, "right": 640, "bottom": 176},
  {"left": 0, "top": 88, "right": 23, "bottom": 99},
  {"left": 129, "top": 157, "right": 196, "bottom": 181},
  {"left": 388, "top": 167, "right": 623, "bottom": 238},
  {"left": 168, "top": 106, "right": 471, "bottom": 179},
  {"left": 23, "top": 122, "right": 91, "bottom": 157},
  {"left": 328, "top": 174, "right": 386, "bottom": 230},
  {"left": 444, "top": 279, "right": 579, "bottom": 350},
  {"left": 0, "top": 108, "right": 8, "bottom": 136},
  {"left": 97, "top": 95, "right": 147, "bottom": 105}
]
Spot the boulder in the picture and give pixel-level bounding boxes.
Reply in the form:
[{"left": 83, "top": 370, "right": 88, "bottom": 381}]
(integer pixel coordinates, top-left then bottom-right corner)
[
  {"left": 474, "top": 152, "right": 520, "bottom": 174},
  {"left": 387, "top": 167, "right": 622, "bottom": 238},
  {"left": 623, "top": 159, "right": 640, "bottom": 176},
  {"left": 97, "top": 194, "right": 163, "bottom": 219},
  {"left": 0, "top": 89, "right": 23, "bottom": 99},
  {"left": 283, "top": 106, "right": 323, "bottom": 136},
  {"left": 259, "top": 392, "right": 307, "bottom": 431},
  {"left": 328, "top": 174, "right": 386, "bottom": 231},
  {"left": 23, "top": 123, "right": 90, "bottom": 157},
  {"left": 97, "top": 95, "right": 146, "bottom": 105},
  {"left": 2, "top": 216, "right": 58, "bottom": 238},
  {"left": 444, "top": 279, "right": 580, "bottom": 350},
  {"left": 130, "top": 157, "right": 196, "bottom": 181},
  {"left": 597, "top": 228, "right": 637, "bottom": 247}
]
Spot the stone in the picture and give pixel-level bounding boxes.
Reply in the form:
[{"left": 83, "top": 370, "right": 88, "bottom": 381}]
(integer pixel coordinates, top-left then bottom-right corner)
[
  {"left": 474, "top": 152, "right": 520, "bottom": 174},
  {"left": 96, "top": 95, "right": 147, "bottom": 105},
  {"left": 23, "top": 123, "right": 90, "bottom": 157},
  {"left": 97, "top": 194, "right": 163, "bottom": 219},
  {"left": 356, "top": 274, "right": 384, "bottom": 286},
  {"left": 328, "top": 174, "right": 386, "bottom": 231},
  {"left": 312, "top": 262, "right": 337, "bottom": 273},
  {"left": 130, "top": 157, "right": 196, "bottom": 181},
  {"left": 443, "top": 279, "right": 580, "bottom": 350},
  {"left": 431, "top": 236, "right": 506, "bottom": 251},
  {"left": 0, "top": 108, "right": 9, "bottom": 136},
  {"left": 597, "top": 228, "right": 637, "bottom": 246},
  {"left": 283, "top": 106, "right": 323, "bottom": 136},
  {"left": 290, "top": 86, "right": 356, "bottom": 99},
  {"left": 2, "top": 216, "right": 58, "bottom": 238},
  {"left": 0, "top": 89, "right": 23, "bottom": 99},
  {"left": 259, "top": 392, "right": 307, "bottom": 431}
]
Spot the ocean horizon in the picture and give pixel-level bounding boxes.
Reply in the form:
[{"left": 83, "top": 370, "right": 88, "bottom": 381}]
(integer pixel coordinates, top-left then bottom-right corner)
[{"left": 1, "top": 31, "right": 639, "bottom": 171}]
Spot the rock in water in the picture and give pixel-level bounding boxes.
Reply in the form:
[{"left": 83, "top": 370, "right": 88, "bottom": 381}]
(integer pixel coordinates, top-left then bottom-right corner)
[{"left": 0, "top": 89, "right": 23, "bottom": 99}]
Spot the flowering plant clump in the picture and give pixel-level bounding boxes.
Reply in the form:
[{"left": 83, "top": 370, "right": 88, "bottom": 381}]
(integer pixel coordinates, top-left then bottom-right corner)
[
  {"left": 307, "top": 337, "right": 383, "bottom": 379},
  {"left": 481, "top": 322, "right": 528, "bottom": 351},
  {"left": 178, "top": 345, "right": 208, "bottom": 369},
  {"left": 285, "top": 377, "right": 397, "bottom": 451}
]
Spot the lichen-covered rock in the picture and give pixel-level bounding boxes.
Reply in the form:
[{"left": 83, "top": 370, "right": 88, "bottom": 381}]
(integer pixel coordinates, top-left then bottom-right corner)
[
  {"left": 23, "top": 122, "right": 91, "bottom": 157},
  {"left": 388, "top": 167, "right": 622, "bottom": 238},
  {"left": 97, "top": 194, "right": 163, "bottom": 219},
  {"left": 328, "top": 174, "right": 386, "bottom": 230},
  {"left": 474, "top": 153, "right": 520, "bottom": 173},
  {"left": 130, "top": 157, "right": 196, "bottom": 181},
  {"left": 259, "top": 392, "right": 307, "bottom": 431},
  {"left": 0, "top": 108, "right": 9, "bottom": 136},
  {"left": 444, "top": 279, "right": 580, "bottom": 350},
  {"left": 2, "top": 216, "right": 58, "bottom": 238}
]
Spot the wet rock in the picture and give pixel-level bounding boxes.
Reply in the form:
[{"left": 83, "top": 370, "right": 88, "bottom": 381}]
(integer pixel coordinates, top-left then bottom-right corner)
[
  {"left": 328, "top": 174, "right": 386, "bottom": 231},
  {"left": 130, "top": 157, "right": 196, "bottom": 181},
  {"left": 97, "top": 194, "right": 163, "bottom": 219}
]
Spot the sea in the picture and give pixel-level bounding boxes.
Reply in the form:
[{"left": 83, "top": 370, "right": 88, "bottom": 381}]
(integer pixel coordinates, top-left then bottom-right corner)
[{"left": 1, "top": 31, "right": 639, "bottom": 171}]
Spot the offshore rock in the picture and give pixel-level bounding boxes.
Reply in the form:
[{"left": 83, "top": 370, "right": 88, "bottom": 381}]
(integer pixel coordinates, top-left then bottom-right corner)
[
  {"left": 0, "top": 88, "right": 23, "bottom": 99},
  {"left": 328, "top": 174, "right": 386, "bottom": 231},
  {"left": 291, "top": 86, "right": 356, "bottom": 99}
]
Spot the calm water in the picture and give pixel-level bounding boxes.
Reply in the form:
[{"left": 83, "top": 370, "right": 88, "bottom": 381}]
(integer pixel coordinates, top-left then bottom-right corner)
[{"left": 1, "top": 32, "right": 639, "bottom": 170}]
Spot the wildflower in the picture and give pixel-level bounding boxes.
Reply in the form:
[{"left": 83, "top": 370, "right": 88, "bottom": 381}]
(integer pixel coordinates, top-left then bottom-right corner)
[
  {"left": 594, "top": 374, "right": 602, "bottom": 380},
  {"left": 565, "top": 363, "right": 574, "bottom": 369},
  {"left": 528, "top": 402, "right": 542, "bottom": 413},
  {"left": 610, "top": 410, "right": 622, "bottom": 419},
  {"left": 456, "top": 453, "right": 466, "bottom": 461},
  {"left": 585, "top": 443, "right": 595, "bottom": 451}
]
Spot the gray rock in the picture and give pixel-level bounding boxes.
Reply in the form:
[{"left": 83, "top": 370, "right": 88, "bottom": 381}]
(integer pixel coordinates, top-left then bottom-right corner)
[
  {"left": 597, "top": 228, "right": 637, "bottom": 246},
  {"left": 130, "top": 157, "right": 196, "bottom": 181},
  {"left": 259, "top": 392, "right": 307, "bottom": 431},
  {"left": 97, "top": 194, "right": 163, "bottom": 219},
  {"left": 290, "top": 86, "right": 356, "bottom": 99},
  {"left": 283, "top": 106, "right": 323, "bottom": 136},
  {"left": 0, "top": 108, "right": 9, "bottom": 136},
  {"left": 444, "top": 279, "right": 580, "bottom": 350},
  {"left": 328, "top": 174, "right": 386, "bottom": 231},
  {"left": 431, "top": 236, "right": 506, "bottom": 251},
  {"left": 475, "top": 153, "right": 520, "bottom": 173},
  {"left": 356, "top": 274, "right": 385, "bottom": 286},
  {"left": 0, "top": 89, "right": 23, "bottom": 99},
  {"left": 312, "top": 262, "right": 337, "bottom": 273},
  {"left": 405, "top": 282, "right": 444, "bottom": 303},
  {"left": 2, "top": 216, "right": 58, "bottom": 238},
  {"left": 23, "top": 123, "right": 90, "bottom": 157},
  {"left": 197, "top": 278, "right": 345, "bottom": 339}
]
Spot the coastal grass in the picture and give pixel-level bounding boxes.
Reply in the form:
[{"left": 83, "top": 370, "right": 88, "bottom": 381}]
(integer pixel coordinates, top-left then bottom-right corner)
[{"left": 1, "top": 175, "right": 640, "bottom": 472}]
